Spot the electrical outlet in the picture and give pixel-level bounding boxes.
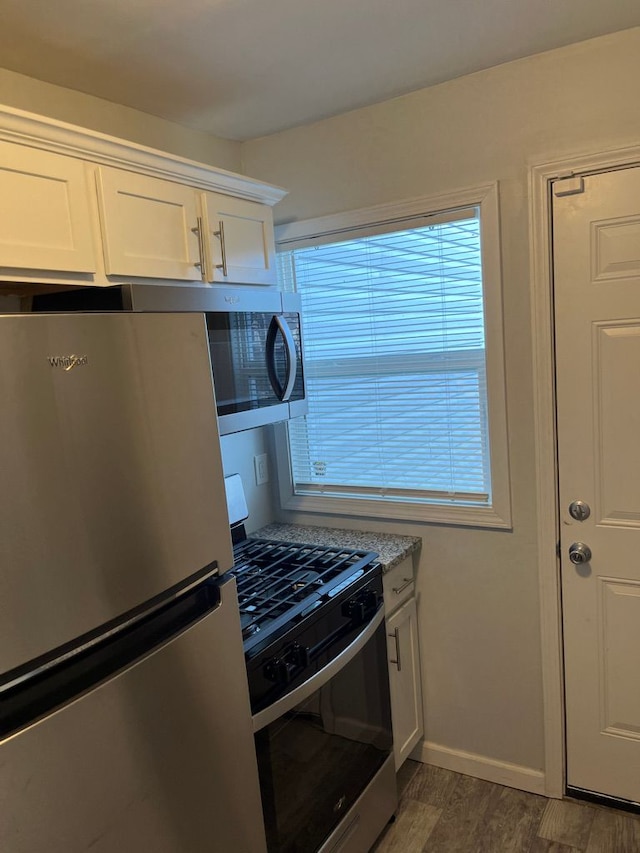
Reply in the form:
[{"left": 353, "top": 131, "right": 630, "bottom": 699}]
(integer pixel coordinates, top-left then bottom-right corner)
[{"left": 254, "top": 453, "right": 269, "bottom": 485}]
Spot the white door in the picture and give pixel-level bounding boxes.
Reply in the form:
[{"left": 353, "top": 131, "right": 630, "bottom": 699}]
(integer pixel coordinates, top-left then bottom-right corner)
[
  {"left": 201, "top": 192, "right": 276, "bottom": 285},
  {"left": 0, "top": 141, "right": 96, "bottom": 272},
  {"left": 554, "top": 166, "right": 640, "bottom": 802},
  {"left": 96, "top": 167, "right": 204, "bottom": 280}
]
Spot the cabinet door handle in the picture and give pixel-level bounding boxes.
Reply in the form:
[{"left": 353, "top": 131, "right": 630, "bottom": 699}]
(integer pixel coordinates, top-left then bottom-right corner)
[
  {"left": 191, "top": 218, "right": 206, "bottom": 281},
  {"left": 392, "top": 577, "right": 413, "bottom": 595},
  {"left": 388, "top": 627, "right": 401, "bottom": 671},
  {"left": 213, "top": 220, "right": 228, "bottom": 277}
]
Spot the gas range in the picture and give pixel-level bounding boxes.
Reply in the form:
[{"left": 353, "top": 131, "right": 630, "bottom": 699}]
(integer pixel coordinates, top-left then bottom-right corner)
[
  {"left": 223, "top": 476, "right": 395, "bottom": 852},
  {"left": 231, "top": 535, "right": 379, "bottom": 658},
  {"left": 237, "top": 532, "right": 395, "bottom": 853}
]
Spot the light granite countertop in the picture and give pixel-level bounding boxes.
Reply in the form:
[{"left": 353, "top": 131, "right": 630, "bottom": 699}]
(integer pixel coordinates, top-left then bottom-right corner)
[{"left": 252, "top": 523, "right": 421, "bottom": 572}]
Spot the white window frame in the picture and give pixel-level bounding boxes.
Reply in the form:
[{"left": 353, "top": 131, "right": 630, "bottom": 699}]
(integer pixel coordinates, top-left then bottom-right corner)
[{"left": 274, "top": 182, "right": 511, "bottom": 529}]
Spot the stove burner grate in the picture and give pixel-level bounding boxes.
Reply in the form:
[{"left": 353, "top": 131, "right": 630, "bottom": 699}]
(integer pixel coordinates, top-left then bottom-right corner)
[{"left": 231, "top": 538, "right": 378, "bottom": 652}]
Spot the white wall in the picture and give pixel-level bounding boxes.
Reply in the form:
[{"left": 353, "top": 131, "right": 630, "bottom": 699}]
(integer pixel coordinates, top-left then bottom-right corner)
[
  {"left": 220, "top": 429, "right": 277, "bottom": 534},
  {"left": 0, "top": 67, "right": 241, "bottom": 171},
  {"left": 239, "top": 28, "right": 640, "bottom": 783}
]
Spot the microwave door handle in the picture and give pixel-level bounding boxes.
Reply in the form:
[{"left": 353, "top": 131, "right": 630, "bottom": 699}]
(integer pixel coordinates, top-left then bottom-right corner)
[
  {"left": 278, "top": 315, "right": 297, "bottom": 401},
  {"left": 266, "top": 315, "right": 297, "bottom": 402},
  {"left": 266, "top": 316, "right": 283, "bottom": 399}
]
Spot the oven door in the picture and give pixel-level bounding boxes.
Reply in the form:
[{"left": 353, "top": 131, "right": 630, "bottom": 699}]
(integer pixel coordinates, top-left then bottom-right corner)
[{"left": 252, "top": 610, "right": 393, "bottom": 853}]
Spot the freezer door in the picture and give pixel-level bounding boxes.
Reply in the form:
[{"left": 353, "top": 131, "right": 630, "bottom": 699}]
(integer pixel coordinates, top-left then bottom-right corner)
[
  {"left": 0, "top": 312, "right": 233, "bottom": 675},
  {"left": 0, "top": 577, "right": 267, "bottom": 853}
]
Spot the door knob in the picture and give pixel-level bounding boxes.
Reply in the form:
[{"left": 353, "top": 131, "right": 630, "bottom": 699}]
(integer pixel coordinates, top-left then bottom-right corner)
[{"left": 568, "top": 542, "right": 592, "bottom": 565}]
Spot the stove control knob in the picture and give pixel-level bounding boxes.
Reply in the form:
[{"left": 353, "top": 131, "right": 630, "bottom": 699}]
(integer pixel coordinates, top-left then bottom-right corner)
[
  {"left": 342, "top": 590, "right": 379, "bottom": 622},
  {"left": 360, "top": 590, "right": 379, "bottom": 615},
  {"left": 342, "top": 598, "right": 366, "bottom": 622},
  {"left": 288, "top": 643, "right": 310, "bottom": 668},
  {"left": 264, "top": 656, "right": 294, "bottom": 685}
]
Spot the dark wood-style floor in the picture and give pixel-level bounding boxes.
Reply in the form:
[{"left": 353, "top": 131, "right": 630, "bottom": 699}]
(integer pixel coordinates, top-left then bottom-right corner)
[{"left": 373, "top": 760, "right": 640, "bottom": 853}]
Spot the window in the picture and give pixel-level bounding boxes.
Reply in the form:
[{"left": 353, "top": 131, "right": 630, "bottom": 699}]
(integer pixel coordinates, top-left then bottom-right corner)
[{"left": 275, "top": 184, "right": 511, "bottom": 528}]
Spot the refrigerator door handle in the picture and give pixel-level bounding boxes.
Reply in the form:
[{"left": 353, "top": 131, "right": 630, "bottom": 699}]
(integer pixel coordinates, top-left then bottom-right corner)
[
  {"left": 0, "top": 572, "right": 229, "bottom": 741},
  {"left": 1, "top": 563, "right": 220, "bottom": 696}
]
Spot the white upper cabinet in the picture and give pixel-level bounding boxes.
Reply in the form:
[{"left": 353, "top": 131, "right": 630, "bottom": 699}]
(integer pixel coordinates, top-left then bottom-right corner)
[
  {"left": 95, "top": 167, "right": 204, "bottom": 281},
  {"left": 0, "top": 104, "right": 287, "bottom": 289},
  {"left": 201, "top": 192, "right": 276, "bottom": 286},
  {"left": 0, "top": 141, "right": 96, "bottom": 274}
]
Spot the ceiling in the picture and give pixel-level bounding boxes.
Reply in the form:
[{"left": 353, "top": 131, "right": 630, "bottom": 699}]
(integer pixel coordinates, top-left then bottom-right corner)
[{"left": 0, "top": 0, "right": 638, "bottom": 141}]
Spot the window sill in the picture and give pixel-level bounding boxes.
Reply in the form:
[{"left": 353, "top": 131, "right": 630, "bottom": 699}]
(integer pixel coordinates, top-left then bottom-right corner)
[{"left": 280, "top": 491, "right": 512, "bottom": 530}]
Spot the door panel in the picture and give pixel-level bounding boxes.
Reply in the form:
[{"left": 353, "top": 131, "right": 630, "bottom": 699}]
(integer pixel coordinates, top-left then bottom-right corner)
[
  {"left": 592, "top": 216, "right": 640, "bottom": 280},
  {"left": 595, "top": 322, "right": 640, "bottom": 524},
  {"left": 598, "top": 577, "right": 640, "bottom": 738},
  {"left": 554, "top": 166, "right": 640, "bottom": 802}
]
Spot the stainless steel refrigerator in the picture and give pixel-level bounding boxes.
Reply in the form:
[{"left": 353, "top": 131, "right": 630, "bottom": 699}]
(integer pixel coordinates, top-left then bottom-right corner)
[{"left": 0, "top": 312, "right": 267, "bottom": 853}]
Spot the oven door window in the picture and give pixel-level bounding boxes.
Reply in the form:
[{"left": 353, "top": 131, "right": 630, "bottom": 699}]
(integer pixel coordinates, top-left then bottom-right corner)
[{"left": 255, "top": 622, "right": 392, "bottom": 853}]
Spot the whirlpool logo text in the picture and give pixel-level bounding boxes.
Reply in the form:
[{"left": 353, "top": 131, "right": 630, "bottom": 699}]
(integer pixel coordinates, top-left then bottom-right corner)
[{"left": 47, "top": 354, "right": 89, "bottom": 371}]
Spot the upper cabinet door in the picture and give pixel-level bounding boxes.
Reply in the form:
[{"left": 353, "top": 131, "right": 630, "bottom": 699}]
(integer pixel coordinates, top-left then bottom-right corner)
[
  {"left": 202, "top": 192, "right": 276, "bottom": 286},
  {"left": 0, "top": 142, "right": 96, "bottom": 273},
  {"left": 96, "top": 167, "right": 204, "bottom": 280}
]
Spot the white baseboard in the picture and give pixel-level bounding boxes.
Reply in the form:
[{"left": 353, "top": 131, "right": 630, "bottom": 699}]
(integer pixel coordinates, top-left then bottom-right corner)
[{"left": 413, "top": 741, "right": 547, "bottom": 796}]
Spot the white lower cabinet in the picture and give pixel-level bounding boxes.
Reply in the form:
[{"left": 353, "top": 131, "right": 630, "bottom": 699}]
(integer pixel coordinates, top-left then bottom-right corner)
[{"left": 385, "top": 576, "right": 423, "bottom": 770}]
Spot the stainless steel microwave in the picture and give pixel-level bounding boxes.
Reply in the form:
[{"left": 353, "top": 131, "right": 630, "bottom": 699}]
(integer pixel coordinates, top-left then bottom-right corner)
[{"left": 31, "top": 284, "right": 307, "bottom": 435}]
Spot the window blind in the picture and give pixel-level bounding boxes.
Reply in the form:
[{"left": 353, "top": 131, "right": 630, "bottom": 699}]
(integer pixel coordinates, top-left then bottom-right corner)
[{"left": 277, "top": 209, "right": 491, "bottom": 505}]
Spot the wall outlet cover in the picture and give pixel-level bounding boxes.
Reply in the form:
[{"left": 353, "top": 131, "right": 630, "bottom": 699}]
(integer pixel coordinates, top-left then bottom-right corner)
[{"left": 254, "top": 453, "right": 269, "bottom": 485}]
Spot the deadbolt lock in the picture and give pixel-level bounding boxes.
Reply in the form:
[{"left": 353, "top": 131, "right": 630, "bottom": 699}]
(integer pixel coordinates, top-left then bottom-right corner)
[{"left": 568, "top": 500, "right": 591, "bottom": 521}]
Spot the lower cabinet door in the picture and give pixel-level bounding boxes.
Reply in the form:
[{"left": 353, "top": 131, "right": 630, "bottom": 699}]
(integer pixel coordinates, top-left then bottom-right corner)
[{"left": 387, "top": 596, "right": 424, "bottom": 769}]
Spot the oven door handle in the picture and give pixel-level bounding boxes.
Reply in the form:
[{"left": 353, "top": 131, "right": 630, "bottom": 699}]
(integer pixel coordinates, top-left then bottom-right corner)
[{"left": 252, "top": 607, "right": 385, "bottom": 733}]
